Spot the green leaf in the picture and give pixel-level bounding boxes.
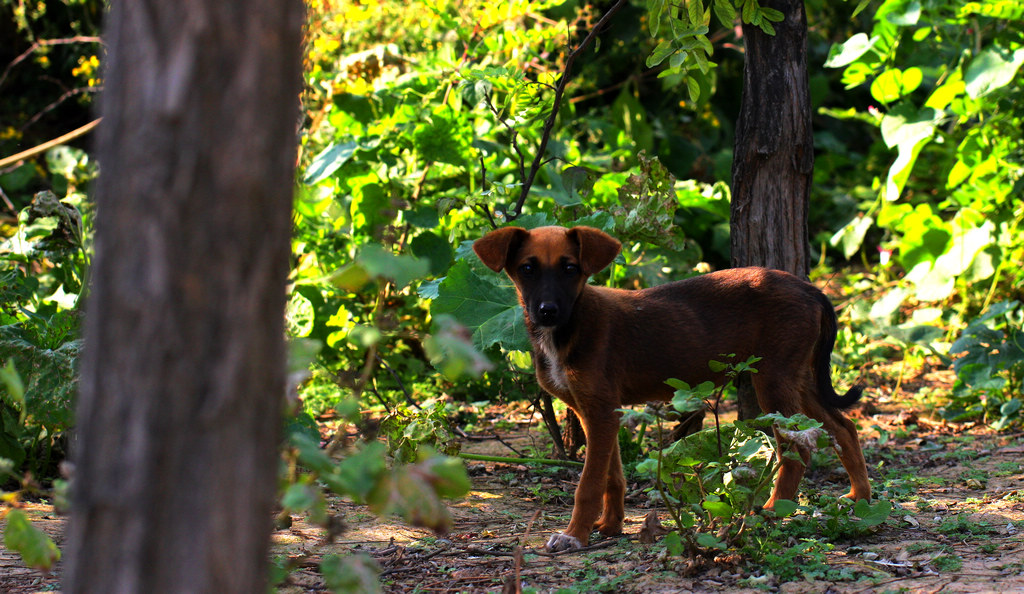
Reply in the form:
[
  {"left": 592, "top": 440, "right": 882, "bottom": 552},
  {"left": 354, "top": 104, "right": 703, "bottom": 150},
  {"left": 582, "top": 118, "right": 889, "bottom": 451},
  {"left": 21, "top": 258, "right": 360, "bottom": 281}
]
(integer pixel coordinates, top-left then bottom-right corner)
[
  {"left": 888, "top": 323, "right": 944, "bottom": 346},
  {"left": 959, "top": 1, "right": 1024, "bottom": 20},
  {"left": 663, "top": 530, "right": 685, "bottom": 556},
  {"left": 908, "top": 261, "right": 955, "bottom": 303},
  {"left": 0, "top": 359, "right": 26, "bottom": 424},
  {"left": 713, "top": 0, "right": 736, "bottom": 26},
  {"left": 320, "top": 553, "right": 382, "bottom": 594},
  {"left": 0, "top": 332, "right": 79, "bottom": 431},
  {"left": 879, "top": 106, "right": 938, "bottom": 201},
  {"left": 648, "top": 0, "right": 665, "bottom": 37},
  {"left": 430, "top": 260, "right": 530, "bottom": 352},
  {"left": 741, "top": 0, "right": 757, "bottom": 24},
  {"left": 686, "top": 76, "right": 701, "bottom": 103},
  {"left": 335, "top": 442, "right": 388, "bottom": 500},
  {"left": 830, "top": 215, "right": 874, "bottom": 259},
  {"left": 281, "top": 483, "right": 317, "bottom": 512},
  {"left": 870, "top": 67, "right": 923, "bottom": 103},
  {"left": 303, "top": 141, "right": 358, "bottom": 185},
  {"left": 964, "top": 47, "right": 1024, "bottom": 99},
  {"left": 410, "top": 232, "right": 454, "bottom": 276},
  {"left": 771, "top": 499, "right": 799, "bottom": 517},
  {"left": 933, "top": 218, "right": 995, "bottom": 278},
  {"left": 853, "top": 498, "right": 892, "bottom": 527},
  {"left": 885, "top": 0, "right": 921, "bottom": 25},
  {"left": 695, "top": 532, "right": 726, "bottom": 549},
  {"left": 416, "top": 452, "right": 471, "bottom": 498},
  {"left": 350, "top": 181, "right": 393, "bottom": 236},
  {"left": 646, "top": 40, "right": 676, "bottom": 68},
  {"left": 1000, "top": 398, "right": 1022, "bottom": 417},
  {"left": 356, "top": 244, "right": 430, "bottom": 290},
  {"left": 424, "top": 315, "right": 494, "bottom": 379},
  {"left": 868, "top": 286, "right": 907, "bottom": 322},
  {"left": 702, "top": 500, "right": 734, "bottom": 519},
  {"left": 3, "top": 509, "right": 61, "bottom": 571},
  {"left": 687, "top": 0, "right": 702, "bottom": 25},
  {"left": 824, "top": 34, "right": 877, "bottom": 68}
]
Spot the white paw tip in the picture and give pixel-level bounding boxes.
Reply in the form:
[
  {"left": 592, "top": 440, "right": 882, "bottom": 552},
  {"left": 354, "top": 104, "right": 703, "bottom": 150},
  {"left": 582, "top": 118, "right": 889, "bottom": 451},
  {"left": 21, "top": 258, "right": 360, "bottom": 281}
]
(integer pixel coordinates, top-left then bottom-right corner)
[{"left": 545, "top": 532, "right": 584, "bottom": 552}]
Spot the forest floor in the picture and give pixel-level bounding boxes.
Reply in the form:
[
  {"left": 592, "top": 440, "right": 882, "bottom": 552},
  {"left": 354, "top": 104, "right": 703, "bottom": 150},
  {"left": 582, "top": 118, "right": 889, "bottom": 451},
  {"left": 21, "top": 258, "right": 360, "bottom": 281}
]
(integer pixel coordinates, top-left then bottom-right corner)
[{"left": 3, "top": 363, "right": 1024, "bottom": 593}]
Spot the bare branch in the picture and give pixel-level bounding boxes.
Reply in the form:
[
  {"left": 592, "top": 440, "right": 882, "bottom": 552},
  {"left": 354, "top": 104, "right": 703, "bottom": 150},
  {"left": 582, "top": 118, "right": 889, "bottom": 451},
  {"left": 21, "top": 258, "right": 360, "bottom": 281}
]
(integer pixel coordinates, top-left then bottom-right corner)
[
  {"left": 506, "top": 0, "right": 628, "bottom": 221},
  {"left": 0, "top": 36, "right": 103, "bottom": 89}
]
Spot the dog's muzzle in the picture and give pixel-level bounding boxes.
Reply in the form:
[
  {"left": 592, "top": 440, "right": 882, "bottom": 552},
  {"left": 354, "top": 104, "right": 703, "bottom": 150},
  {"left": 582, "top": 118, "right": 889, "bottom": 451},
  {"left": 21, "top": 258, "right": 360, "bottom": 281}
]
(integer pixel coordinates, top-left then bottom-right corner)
[{"left": 535, "top": 302, "right": 560, "bottom": 326}]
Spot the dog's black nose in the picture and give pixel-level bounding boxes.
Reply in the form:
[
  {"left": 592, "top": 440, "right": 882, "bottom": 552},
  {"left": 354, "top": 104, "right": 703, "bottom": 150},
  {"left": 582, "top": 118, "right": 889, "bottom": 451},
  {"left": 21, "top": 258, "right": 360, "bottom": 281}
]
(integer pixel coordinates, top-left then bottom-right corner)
[{"left": 537, "top": 302, "right": 560, "bottom": 325}]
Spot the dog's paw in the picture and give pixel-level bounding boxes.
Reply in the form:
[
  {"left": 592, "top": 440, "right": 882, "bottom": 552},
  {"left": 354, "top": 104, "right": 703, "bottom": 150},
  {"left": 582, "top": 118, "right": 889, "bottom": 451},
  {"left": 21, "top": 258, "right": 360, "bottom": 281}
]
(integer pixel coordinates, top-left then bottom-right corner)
[{"left": 545, "top": 532, "right": 584, "bottom": 552}]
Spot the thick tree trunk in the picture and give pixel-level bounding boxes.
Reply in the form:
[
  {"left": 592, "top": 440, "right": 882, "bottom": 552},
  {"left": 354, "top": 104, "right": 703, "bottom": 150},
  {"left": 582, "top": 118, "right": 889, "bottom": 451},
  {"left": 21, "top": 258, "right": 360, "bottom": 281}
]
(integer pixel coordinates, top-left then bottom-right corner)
[
  {"left": 730, "top": 0, "right": 813, "bottom": 420},
  {"left": 65, "top": 1, "right": 304, "bottom": 592}
]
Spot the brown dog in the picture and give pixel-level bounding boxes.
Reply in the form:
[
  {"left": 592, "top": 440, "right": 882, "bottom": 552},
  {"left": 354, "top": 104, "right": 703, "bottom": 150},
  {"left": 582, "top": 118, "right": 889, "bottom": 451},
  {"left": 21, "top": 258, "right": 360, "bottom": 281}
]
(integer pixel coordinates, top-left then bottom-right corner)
[{"left": 473, "top": 225, "right": 870, "bottom": 552}]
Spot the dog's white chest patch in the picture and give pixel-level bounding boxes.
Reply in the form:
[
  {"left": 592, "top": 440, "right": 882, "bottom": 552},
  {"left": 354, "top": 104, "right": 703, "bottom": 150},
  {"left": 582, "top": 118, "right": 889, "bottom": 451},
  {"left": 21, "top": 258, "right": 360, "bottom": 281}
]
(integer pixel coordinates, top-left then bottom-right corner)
[{"left": 536, "top": 330, "right": 568, "bottom": 391}]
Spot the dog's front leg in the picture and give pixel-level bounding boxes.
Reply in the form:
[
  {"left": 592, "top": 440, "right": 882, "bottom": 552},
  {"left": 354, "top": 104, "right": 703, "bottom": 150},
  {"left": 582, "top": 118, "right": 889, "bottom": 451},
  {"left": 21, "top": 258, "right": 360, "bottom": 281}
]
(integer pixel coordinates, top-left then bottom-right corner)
[
  {"left": 546, "top": 415, "right": 619, "bottom": 552},
  {"left": 594, "top": 435, "right": 625, "bottom": 536}
]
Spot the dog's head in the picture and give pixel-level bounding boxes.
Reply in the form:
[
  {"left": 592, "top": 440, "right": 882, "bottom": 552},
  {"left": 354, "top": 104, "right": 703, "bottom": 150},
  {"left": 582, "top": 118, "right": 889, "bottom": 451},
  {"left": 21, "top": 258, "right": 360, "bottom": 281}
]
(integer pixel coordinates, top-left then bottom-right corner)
[{"left": 473, "top": 226, "right": 621, "bottom": 328}]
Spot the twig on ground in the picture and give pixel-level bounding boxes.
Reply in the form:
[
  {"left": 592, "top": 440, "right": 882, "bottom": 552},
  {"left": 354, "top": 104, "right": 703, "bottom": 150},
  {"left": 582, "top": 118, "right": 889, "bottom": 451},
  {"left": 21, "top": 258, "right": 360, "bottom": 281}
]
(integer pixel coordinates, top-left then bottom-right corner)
[{"left": 459, "top": 452, "right": 583, "bottom": 468}]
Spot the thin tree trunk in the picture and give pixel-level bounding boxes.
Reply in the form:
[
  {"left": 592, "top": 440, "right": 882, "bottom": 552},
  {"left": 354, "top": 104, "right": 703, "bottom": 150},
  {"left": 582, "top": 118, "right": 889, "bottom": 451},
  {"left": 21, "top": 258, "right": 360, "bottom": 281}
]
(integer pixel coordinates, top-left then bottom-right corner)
[
  {"left": 65, "top": 1, "right": 304, "bottom": 592},
  {"left": 730, "top": 0, "right": 813, "bottom": 420}
]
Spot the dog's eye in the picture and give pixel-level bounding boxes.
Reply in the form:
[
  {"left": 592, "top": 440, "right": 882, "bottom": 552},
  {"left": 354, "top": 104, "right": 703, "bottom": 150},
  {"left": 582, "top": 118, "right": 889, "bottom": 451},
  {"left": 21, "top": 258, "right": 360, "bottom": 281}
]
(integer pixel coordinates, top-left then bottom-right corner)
[
  {"left": 519, "top": 263, "right": 535, "bottom": 276},
  {"left": 564, "top": 263, "right": 579, "bottom": 276}
]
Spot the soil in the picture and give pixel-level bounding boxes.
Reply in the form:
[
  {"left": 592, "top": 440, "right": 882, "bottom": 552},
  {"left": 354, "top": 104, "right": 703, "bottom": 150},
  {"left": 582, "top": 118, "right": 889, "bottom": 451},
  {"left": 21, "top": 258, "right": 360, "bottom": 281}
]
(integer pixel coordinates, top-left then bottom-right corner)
[{"left": 4, "top": 367, "right": 1024, "bottom": 593}]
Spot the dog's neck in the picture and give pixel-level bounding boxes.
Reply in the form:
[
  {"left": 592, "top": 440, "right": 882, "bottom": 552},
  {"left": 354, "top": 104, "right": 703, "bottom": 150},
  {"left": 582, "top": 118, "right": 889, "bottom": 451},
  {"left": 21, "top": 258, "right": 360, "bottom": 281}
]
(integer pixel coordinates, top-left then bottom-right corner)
[{"left": 534, "top": 326, "right": 569, "bottom": 391}]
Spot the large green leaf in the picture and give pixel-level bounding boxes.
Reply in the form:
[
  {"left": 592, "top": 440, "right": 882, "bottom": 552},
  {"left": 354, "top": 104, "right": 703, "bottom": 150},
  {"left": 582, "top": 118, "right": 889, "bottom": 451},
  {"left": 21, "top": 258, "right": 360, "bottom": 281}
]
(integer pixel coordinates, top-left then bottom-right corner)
[
  {"left": 320, "top": 553, "right": 381, "bottom": 594},
  {"left": 830, "top": 215, "right": 874, "bottom": 259},
  {"left": 964, "top": 47, "right": 1024, "bottom": 99},
  {"left": 824, "top": 33, "right": 878, "bottom": 68},
  {"left": 0, "top": 331, "right": 79, "bottom": 431},
  {"left": 303, "top": 141, "right": 359, "bottom": 185},
  {"left": 870, "top": 67, "right": 923, "bottom": 103},
  {"left": 879, "top": 105, "right": 939, "bottom": 201},
  {"left": 3, "top": 509, "right": 61, "bottom": 572},
  {"left": 430, "top": 260, "right": 530, "bottom": 352}
]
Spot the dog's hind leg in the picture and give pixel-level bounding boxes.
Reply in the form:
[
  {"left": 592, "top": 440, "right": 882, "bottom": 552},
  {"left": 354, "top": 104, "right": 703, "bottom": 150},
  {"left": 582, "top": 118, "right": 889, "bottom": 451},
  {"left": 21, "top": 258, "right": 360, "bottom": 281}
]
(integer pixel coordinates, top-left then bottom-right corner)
[
  {"left": 766, "top": 427, "right": 811, "bottom": 509},
  {"left": 751, "top": 373, "right": 809, "bottom": 509},
  {"left": 826, "top": 408, "right": 871, "bottom": 502}
]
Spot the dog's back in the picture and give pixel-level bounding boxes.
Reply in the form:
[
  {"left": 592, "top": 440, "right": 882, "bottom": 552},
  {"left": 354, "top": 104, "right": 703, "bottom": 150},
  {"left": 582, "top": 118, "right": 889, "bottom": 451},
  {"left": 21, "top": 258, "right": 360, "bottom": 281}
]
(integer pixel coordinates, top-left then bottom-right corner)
[{"left": 571, "top": 268, "right": 829, "bottom": 405}]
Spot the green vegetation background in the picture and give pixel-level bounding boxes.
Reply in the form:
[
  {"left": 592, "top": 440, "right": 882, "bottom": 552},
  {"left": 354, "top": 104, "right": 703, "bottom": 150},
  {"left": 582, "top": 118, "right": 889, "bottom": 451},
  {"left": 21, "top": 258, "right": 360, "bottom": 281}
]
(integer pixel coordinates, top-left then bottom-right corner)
[{"left": 0, "top": 0, "right": 1021, "bottom": 584}]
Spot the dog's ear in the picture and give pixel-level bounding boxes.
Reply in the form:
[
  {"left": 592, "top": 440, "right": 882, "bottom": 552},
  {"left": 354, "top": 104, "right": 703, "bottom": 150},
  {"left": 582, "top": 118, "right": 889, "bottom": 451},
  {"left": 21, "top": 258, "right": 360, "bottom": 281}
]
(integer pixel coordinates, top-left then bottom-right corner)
[
  {"left": 473, "top": 227, "right": 528, "bottom": 272},
  {"left": 569, "top": 226, "right": 621, "bottom": 275}
]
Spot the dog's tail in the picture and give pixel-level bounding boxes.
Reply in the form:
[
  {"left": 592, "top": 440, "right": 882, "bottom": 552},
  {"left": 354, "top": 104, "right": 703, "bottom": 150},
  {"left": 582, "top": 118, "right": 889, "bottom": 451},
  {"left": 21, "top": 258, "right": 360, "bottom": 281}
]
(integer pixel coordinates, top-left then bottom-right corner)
[{"left": 814, "top": 290, "right": 863, "bottom": 409}]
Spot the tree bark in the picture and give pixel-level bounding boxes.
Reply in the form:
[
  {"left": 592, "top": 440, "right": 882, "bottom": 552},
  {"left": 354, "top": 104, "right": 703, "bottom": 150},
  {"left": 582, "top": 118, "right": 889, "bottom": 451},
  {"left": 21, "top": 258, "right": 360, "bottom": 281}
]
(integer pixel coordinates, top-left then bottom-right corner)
[
  {"left": 730, "top": 0, "right": 813, "bottom": 420},
  {"left": 65, "top": 1, "right": 304, "bottom": 592}
]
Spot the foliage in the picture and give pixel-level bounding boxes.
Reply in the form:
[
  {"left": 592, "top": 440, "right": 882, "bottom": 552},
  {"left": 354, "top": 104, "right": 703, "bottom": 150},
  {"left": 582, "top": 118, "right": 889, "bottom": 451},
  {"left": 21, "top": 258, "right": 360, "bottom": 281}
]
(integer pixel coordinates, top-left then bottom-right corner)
[
  {"left": 943, "top": 300, "right": 1024, "bottom": 428},
  {"left": 1, "top": 156, "right": 92, "bottom": 480},
  {"left": 275, "top": 413, "right": 471, "bottom": 587},
  {"left": 637, "top": 356, "right": 890, "bottom": 578},
  {"left": 379, "top": 401, "right": 462, "bottom": 463},
  {"left": 1, "top": 507, "right": 60, "bottom": 572},
  {"left": 646, "top": 0, "right": 784, "bottom": 102},
  {"left": 3, "top": 0, "right": 1024, "bottom": 586},
  {"left": 0, "top": 0, "right": 103, "bottom": 178},
  {"left": 824, "top": 0, "right": 1024, "bottom": 308}
]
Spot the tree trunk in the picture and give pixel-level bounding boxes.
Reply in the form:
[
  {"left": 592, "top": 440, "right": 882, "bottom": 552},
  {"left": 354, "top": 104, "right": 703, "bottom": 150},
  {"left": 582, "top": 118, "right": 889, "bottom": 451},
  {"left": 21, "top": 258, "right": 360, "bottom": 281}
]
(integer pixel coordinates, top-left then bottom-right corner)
[
  {"left": 65, "top": 1, "right": 304, "bottom": 592},
  {"left": 730, "top": 0, "right": 813, "bottom": 420}
]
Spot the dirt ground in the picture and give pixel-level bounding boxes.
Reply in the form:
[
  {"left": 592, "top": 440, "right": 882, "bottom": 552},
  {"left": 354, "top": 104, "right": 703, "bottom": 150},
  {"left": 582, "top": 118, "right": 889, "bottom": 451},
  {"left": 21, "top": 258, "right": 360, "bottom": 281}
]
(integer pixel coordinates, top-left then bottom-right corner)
[{"left": 4, "top": 374, "right": 1024, "bottom": 593}]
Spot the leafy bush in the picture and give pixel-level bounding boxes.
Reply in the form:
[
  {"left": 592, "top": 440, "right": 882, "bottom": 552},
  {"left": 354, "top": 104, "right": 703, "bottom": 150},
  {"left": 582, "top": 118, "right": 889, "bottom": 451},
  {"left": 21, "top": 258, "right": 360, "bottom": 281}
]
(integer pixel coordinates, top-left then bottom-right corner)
[
  {"left": 1, "top": 175, "right": 91, "bottom": 480},
  {"left": 943, "top": 301, "right": 1024, "bottom": 428},
  {"left": 824, "top": 0, "right": 1024, "bottom": 307},
  {"left": 635, "top": 356, "right": 890, "bottom": 578}
]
